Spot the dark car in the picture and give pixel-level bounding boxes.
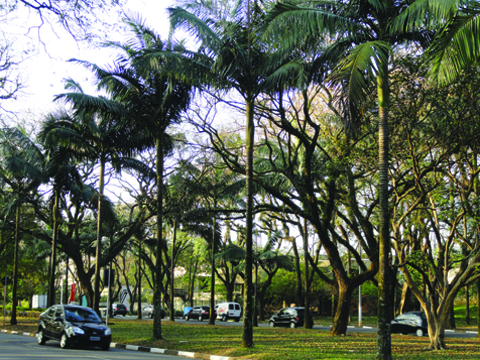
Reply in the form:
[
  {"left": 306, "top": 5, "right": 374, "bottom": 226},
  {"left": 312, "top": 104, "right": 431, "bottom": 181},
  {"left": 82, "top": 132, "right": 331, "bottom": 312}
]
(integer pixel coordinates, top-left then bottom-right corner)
[
  {"left": 102, "top": 303, "right": 127, "bottom": 317},
  {"left": 185, "top": 306, "right": 210, "bottom": 321},
  {"left": 269, "top": 307, "right": 310, "bottom": 329},
  {"left": 391, "top": 311, "right": 428, "bottom": 336},
  {"left": 141, "top": 305, "right": 165, "bottom": 319},
  {"left": 37, "top": 304, "right": 111, "bottom": 350}
]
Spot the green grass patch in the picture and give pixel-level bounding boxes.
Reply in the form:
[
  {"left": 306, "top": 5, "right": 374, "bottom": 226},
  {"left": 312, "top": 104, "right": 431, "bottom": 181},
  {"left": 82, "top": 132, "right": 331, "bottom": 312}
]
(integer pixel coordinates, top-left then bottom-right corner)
[{"left": 110, "top": 319, "right": 480, "bottom": 359}]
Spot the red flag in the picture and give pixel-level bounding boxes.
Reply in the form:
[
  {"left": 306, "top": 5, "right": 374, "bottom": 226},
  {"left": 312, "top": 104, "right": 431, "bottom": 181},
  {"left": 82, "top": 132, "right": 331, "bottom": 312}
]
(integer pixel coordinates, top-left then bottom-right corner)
[{"left": 69, "top": 283, "right": 76, "bottom": 303}]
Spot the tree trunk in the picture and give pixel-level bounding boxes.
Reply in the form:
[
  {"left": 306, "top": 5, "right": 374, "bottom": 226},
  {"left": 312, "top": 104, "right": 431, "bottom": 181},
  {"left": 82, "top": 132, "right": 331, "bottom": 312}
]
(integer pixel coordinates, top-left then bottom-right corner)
[
  {"left": 48, "top": 191, "right": 59, "bottom": 307},
  {"left": 330, "top": 283, "right": 354, "bottom": 335},
  {"left": 242, "top": 97, "right": 254, "bottom": 348},
  {"left": 303, "top": 218, "right": 312, "bottom": 328},
  {"left": 153, "top": 135, "right": 165, "bottom": 339},
  {"left": 137, "top": 236, "right": 142, "bottom": 320},
  {"left": 376, "top": 62, "right": 392, "bottom": 360},
  {"left": 10, "top": 206, "right": 20, "bottom": 325},
  {"left": 426, "top": 314, "right": 447, "bottom": 350},
  {"left": 466, "top": 284, "right": 469, "bottom": 325},
  {"left": 477, "top": 278, "right": 480, "bottom": 337},
  {"left": 93, "top": 159, "right": 106, "bottom": 316},
  {"left": 398, "top": 282, "right": 411, "bottom": 315},
  {"left": 170, "top": 220, "right": 177, "bottom": 322},
  {"left": 209, "top": 212, "right": 216, "bottom": 325},
  {"left": 291, "top": 237, "right": 303, "bottom": 306}
]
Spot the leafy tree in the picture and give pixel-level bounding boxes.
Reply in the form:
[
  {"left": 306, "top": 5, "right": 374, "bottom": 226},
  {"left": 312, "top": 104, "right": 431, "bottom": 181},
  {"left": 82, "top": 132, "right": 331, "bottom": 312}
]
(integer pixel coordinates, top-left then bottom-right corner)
[
  {"left": 264, "top": 1, "right": 467, "bottom": 356},
  {"left": 169, "top": 0, "right": 298, "bottom": 346},
  {"left": 43, "top": 87, "right": 151, "bottom": 314}
]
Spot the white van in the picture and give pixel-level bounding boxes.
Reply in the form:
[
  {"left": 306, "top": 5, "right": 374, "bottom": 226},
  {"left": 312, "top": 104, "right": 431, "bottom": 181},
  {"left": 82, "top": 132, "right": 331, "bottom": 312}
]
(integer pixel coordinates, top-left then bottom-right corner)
[{"left": 215, "top": 302, "right": 242, "bottom": 322}]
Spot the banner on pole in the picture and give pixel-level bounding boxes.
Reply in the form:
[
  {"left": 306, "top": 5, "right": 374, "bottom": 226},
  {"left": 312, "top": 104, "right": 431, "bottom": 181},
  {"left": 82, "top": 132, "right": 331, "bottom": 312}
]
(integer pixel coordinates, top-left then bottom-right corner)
[{"left": 69, "top": 283, "right": 76, "bottom": 303}]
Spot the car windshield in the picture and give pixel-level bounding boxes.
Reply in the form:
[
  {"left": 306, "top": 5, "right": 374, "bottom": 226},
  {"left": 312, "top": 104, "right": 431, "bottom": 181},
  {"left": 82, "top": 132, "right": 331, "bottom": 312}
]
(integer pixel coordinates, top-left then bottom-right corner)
[{"left": 64, "top": 307, "right": 102, "bottom": 323}]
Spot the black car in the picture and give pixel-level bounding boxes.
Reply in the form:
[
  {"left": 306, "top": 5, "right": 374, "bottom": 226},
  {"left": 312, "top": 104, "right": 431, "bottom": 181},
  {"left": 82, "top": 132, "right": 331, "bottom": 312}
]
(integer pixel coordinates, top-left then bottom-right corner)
[
  {"left": 185, "top": 306, "right": 210, "bottom": 321},
  {"left": 269, "top": 307, "right": 310, "bottom": 329},
  {"left": 37, "top": 304, "right": 111, "bottom": 350},
  {"left": 391, "top": 311, "right": 428, "bottom": 336},
  {"left": 102, "top": 303, "right": 128, "bottom": 317}
]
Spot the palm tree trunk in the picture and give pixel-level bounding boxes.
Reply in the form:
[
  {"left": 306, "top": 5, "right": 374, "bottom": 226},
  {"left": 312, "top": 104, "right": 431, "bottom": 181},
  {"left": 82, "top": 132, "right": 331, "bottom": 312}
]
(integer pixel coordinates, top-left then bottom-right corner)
[
  {"left": 209, "top": 209, "right": 216, "bottom": 325},
  {"left": 153, "top": 135, "right": 164, "bottom": 339},
  {"left": 137, "top": 235, "right": 142, "bottom": 320},
  {"left": 242, "top": 97, "right": 254, "bottom": 348},
  {"left": 10, "top": 205, "right": 20, "bottom": 325},
  {"left": 303, "top": 218, "right": 312, "bottom": 328},
  {"left": 170, "top": 220, "right": 177, "bottom": 322},
  {"left": 48, "top": 191, "right": 59, "bottom": 307},
  {"left": 93, "top": 159, "right": 106, "bottom": 315},
  {"left": 376, "top": 63, "right": 392, "bottom": 360}
]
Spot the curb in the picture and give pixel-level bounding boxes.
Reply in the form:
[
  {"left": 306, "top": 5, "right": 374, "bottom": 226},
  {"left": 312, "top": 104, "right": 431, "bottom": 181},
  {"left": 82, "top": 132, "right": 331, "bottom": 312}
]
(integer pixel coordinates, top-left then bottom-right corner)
[{"left": 1, "top": 329, "right": 234, "bottom": 360}]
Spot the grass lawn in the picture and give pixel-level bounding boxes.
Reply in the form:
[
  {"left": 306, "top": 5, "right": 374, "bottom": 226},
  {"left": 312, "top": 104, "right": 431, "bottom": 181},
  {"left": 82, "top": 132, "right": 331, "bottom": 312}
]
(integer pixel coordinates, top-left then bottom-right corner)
[{"left": 2, "top": 317, "right": 480, "bottom": 359}]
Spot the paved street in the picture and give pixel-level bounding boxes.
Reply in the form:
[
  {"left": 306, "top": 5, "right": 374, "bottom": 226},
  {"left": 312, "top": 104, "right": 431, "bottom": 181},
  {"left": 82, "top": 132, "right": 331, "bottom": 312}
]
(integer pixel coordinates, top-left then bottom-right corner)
[{"left": 0, "top": 332, "right": 200, "bottom": 360}]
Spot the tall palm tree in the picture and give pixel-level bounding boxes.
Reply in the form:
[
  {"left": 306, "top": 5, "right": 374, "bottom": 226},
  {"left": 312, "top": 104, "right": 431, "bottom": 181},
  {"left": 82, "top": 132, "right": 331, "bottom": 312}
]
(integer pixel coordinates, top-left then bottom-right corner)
[
  {"left": 38, "top": 112, "right": 85, "bottom": 308},
  {"left": 168, "top": 0, "right": 298, "bottom": 346},
  {"left": 68, "top": 16, "right": 193, "bottom": 338},
  {"left": 45, "top": 84, "right": 151, "bottom": 314},
  {"left": 264, "top": 0, "right": 464, "bottom": 357},
  {"left": 0, "top": 127, "right": 46, "bottom": 324}
]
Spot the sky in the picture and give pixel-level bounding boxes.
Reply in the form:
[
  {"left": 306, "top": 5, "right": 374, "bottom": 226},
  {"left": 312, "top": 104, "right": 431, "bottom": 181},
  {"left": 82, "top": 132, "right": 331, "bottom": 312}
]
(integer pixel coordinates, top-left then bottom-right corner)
[{"left": 1, "top": 0, "right": 175, "bottom": 122}]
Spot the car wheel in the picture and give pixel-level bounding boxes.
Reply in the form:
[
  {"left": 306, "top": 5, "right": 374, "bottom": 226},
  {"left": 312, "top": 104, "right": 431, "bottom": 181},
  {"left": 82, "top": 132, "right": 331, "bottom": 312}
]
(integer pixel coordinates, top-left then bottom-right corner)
[
  {"left": 37, "top": 328, "right": 46, "bottom": 345},
  {"left": 198, "top": 315, "right": 203, "bottom": 321},
  {"left": 185, "top": 315, "right": 189, "bottom": 321},
  {"left": 235, "top": 318, "right": 240, "bottom": 322},
  {"left": 123, "top": 314, "right": 126, "bottom": 317},
  {"left": 222, "top": 315, "right": 227, "bottom": 322},
  {"left": 416, "top": 328, "right": 424, "bottom": 337},
  {"left": 59, "top": 333, "right": 69, "bottom": 349},
  {"left": 101, "top": 343, "right": 110, "bottom": 351},
  {"left": 269, "top": 321, "right": 275, "bottom": 328},
  {"left": 290, "top": 322, "right": 296, "bottom": 329},
  {"left": 148, "top": 313, "right": 152, "bottom": 318}
]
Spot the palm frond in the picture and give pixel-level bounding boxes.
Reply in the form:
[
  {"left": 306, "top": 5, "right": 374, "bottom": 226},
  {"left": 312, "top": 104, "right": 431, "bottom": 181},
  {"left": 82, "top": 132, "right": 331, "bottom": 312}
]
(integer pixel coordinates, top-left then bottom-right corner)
[
  {"left": 329, "top": 41, "right": 390, "bottom": 123},
  {"left": 428, "top": 10, "right": 480, "bottom": 84}
]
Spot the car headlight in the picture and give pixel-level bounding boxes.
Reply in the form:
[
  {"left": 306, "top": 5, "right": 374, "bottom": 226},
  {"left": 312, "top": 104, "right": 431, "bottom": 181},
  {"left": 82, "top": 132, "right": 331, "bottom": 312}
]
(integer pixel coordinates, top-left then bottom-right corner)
[
  {"left": 73, "top": 327, "right": 84, "bottom": 335},
  {"left": 105, "top": 328, "right": 111, "bottom": 336}
]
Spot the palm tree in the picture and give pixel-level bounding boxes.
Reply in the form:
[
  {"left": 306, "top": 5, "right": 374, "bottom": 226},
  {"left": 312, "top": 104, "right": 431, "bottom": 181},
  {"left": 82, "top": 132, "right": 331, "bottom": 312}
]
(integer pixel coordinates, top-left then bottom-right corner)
[
  {"left": 264, "top": 0, "right": 464, "bottom": 356},
  {"left": 38, "top": 112, "right": 85, "bottom": 308},
  {"left": 68, "top": 16, "right": 193, "bottom": 338},
  {"left": 44, "top": 85, "right": 151, "bottom": 314},
  {"left": 0, "top": 127, "right": 46, "bottom": 324},
  {"left": 168, "top": 0, "right": 297, "bottom": 346}
]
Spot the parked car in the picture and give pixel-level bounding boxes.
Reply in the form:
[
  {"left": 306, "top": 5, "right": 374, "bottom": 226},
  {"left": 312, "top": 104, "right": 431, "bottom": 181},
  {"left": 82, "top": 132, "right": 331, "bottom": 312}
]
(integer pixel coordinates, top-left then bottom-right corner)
[
  {"left": 37, "top": 304, "right": 111, "bottom": 350},
  {"left": 391, "top": 311, "right": 428, "bottom": 336},
  {"left": 141, "top": 305, "right": 165, "bottom": 319},
  {"left": 101, "top": 303, "right": 127, "bottom": 317},
  {"left": 215, "top": 302, "right": 242, "bottom": 322},
  {"left": 185, "top": 306, "right": 210, "bottom": 321},
  {"left": 269, "top": 307, "right": 310, "bottom": 328}
]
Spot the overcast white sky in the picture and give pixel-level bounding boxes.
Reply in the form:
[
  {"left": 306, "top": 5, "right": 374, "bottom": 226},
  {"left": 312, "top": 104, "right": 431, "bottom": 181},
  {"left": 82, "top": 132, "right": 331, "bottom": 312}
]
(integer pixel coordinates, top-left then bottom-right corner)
[{"left": 1, "top": 0, "right": 175, "bottom": 122}]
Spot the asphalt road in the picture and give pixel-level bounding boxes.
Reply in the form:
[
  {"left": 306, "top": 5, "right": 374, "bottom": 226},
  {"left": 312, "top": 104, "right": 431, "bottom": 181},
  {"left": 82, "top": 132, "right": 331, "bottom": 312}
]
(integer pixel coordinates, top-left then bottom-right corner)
[
  {"left": 116, "top": 315, "right": 479, "bottom": 339},
  {"left": 0, "top": 332, "right": 199, "bottom": 360}
]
